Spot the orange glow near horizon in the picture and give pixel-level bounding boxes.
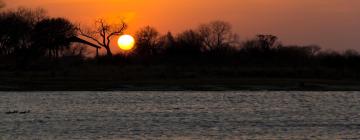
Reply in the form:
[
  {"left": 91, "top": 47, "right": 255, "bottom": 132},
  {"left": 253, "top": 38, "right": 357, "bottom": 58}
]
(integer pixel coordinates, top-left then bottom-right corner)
[{"left": 3, "top": 0, "right": 360, "bottom": 52}]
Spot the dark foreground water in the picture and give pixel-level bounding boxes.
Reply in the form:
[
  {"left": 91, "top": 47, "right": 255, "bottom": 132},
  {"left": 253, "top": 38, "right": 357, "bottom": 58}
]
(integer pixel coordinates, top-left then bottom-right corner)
[{"left": 1, "top": 91, "right": 360, "bottom": 140}]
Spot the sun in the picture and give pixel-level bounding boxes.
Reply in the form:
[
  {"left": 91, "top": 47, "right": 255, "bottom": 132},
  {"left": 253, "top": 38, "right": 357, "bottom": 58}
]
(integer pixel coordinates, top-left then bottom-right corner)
[{"left": 118, "top": 35, "right": 135, "bottom": 51}]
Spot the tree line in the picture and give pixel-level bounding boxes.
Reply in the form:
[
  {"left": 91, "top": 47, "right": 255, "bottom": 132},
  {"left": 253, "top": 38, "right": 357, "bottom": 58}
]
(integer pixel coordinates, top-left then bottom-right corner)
[
  {"left": 130, "top": 22, "right": 360, "bottom": 71},
  {"left": 1, "top": 7, "right": 360, "bottom": 75},
  {"left": 0, "top": 8, "right": 79, "bottom": 58}
]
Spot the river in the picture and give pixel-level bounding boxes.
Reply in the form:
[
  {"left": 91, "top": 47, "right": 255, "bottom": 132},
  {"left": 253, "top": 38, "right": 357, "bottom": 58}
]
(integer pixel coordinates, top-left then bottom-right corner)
[{"left": 1, "top": 91, "right": 360, "bottom": 139}]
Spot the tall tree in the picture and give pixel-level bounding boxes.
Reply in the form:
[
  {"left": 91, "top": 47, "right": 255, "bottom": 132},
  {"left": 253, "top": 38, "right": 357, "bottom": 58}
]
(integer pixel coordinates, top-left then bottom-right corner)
[
  {"left": 198, "top": 21, "right": 238, "bottom": 51},
  {"left": 0, "top": 8, "right": 46, "bottom": 55},
  {"left": 159, "top": 32, "right": 176, "bottom": 49},
  {"left": 32, "top": 18, "right": 77, "bottom": 58},
  {"left": 175, "top": 30, "right": 203, "bottom": 55},
  {"left": 79, "top": 19, "right": 127, "bottom": 57},
  {"left": 134, "top": 26, "right": 160, "bottom": 56}
]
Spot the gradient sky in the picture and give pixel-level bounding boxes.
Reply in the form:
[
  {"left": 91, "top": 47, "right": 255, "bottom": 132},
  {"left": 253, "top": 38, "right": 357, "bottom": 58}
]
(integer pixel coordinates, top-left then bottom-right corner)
[{"left": 3, "top": 0, "right": 360, "bottom": 51}]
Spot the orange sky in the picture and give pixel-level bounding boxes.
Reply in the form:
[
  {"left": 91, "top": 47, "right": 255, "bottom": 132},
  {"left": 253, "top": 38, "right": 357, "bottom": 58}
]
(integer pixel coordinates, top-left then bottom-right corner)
[{"left": 3, "top": 0, "right": 360, "bottom": 51}]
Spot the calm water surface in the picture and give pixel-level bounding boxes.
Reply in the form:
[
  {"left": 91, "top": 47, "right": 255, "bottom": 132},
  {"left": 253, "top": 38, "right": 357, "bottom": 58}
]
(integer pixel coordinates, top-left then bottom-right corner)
[{"left": 1, "top": 91, "right": 360, "bottom": 140}]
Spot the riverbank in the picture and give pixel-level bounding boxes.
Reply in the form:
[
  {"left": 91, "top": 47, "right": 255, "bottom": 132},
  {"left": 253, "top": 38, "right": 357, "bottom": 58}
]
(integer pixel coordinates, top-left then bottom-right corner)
[
  {"left": 1, "top": 64, "right": 360, "bottom": 91},
  {"left": 1, "top": 77, "right": 359, "bottom": 91}
]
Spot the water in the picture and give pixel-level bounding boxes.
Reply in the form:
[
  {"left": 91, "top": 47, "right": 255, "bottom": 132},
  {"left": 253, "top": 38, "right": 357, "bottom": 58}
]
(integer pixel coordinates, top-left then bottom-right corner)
[{"left": 1, "top": 91, "right": 360, "bottom": 140}]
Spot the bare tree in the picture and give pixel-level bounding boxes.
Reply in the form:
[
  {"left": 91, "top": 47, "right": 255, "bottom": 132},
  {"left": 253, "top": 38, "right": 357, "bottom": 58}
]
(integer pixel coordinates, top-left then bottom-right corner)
[
  {"left": 79, "top": 19, "right": 127, "bottom": 57},
  {"left": 134, "top": 26, "right": 160, "bottom": 56},
  {"left": 198, "top": 21, "right": 238, "bottom": 51},
  {"left": 16, "top": 7, "right": 47, "bottom": 25}
]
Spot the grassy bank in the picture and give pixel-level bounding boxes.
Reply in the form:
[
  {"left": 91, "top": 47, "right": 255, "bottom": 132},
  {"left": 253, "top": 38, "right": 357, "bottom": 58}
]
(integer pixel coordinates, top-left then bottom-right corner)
[{"left": 1, "top": 64, "right": 359, "bottom": 91}]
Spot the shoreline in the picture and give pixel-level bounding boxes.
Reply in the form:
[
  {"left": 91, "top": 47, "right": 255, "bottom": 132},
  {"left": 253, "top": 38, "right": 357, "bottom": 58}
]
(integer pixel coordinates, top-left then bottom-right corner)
[{"left": 1, "top": 79, "right": 360, "bottom": 91}]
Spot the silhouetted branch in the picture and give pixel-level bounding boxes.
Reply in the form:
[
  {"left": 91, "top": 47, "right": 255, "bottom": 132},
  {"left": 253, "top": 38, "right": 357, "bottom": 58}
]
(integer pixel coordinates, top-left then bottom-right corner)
[
  {"left": 78, "top": 28, "right": 103, "bottom": 47},
  {"left": 67, "top": 36, "right": 101, "bottom": 49},
  {"left": 78, "top": 18, "right": 127, "bottom": 57},
  {"left": 1, "top": 7, "right": 360, "bottom": 80},
  {"left": 198, "top": 21, "right": 238, "bottom": 50},
  {"left": 106, "top": 22, "right": 127, "bottom": 47}
]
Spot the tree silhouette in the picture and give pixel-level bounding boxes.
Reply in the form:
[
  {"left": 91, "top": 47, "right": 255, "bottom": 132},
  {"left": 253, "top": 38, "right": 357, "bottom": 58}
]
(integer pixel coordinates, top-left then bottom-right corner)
[
  {"left": 2, "top": 7, "right": 360, "bottom": 81},
  {"left": 32, "top": 18, "right": 77, "bottom": 58},
  {"left": 241, "top": 39, "right": 261, "bottom": 53},
  {"left": 240, "top": 34, "right": 281, "bottom": 58},
  {"left": 198, "top": 21, "right": 238, "bottom": 51},
  {"left": 79, "top": 19, "right": 127, "bottom": 57},
  {"left": 134, "top": 26, "right": 160, "bottom": 57},
  {"left": 159, "top": 32, "right": 176, "bottom": 50},
  {"left": 0, "top": 12, "right": 28, "bottom": 55},
  {"left": 0, "top": 8, "right": 46, "bottom": 55},
  {"left": 174, "top": 30, "right": 203, "bottom": 55}
]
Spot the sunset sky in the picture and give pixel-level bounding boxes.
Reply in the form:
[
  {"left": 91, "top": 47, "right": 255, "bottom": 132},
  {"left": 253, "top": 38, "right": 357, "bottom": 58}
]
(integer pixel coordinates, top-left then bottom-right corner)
[{"left": 3, "top": 0, "right": 360, "bottom": 51}]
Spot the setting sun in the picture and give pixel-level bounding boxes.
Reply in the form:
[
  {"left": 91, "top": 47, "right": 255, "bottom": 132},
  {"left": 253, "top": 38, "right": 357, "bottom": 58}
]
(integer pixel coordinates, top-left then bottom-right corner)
[{"left": 118, "top": 35, "right": 135, "bottom": 51}]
